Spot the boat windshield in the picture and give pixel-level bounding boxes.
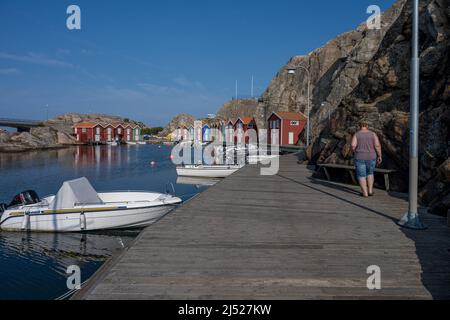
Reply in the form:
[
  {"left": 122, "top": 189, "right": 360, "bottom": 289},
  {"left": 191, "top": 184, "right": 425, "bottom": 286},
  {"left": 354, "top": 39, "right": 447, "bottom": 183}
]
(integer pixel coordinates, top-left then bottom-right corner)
[{"left": 49, "top": 177, "right": 104, "bottom": 209}]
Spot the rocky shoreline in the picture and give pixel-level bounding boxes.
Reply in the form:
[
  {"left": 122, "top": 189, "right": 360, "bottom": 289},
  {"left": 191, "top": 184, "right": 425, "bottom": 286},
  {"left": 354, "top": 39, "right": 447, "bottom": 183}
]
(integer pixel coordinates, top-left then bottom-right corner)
[
  {"left": 0, "top": 113, "right": 145, "bottom": 153},
  {"left": 0, "top": 126, "right": 77, "bottom": 153}
]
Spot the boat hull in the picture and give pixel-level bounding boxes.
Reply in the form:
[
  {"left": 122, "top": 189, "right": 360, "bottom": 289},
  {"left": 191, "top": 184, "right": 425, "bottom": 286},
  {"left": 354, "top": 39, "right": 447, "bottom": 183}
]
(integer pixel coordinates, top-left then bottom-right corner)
[
  {"left": 176, "top": 166, "right": 241, "bottom": 178},
  {"left": 0, "top": 205, "right": 176, "bottom": 233}
]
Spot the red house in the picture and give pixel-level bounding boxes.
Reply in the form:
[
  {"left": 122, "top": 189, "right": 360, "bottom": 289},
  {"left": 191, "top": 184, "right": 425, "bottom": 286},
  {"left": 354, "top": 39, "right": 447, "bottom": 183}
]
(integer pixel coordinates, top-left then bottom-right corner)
[
  {"left": 268, "top": 112, "right": 307, "bottom": 146},
  {"left": 124, "top": 124, "right": 133, "bottom": 142},
  {"left": 104, "top": 123, "right": 115, "bottom": 142},
  {"left": 234, "top": 117, "right": 257, "bottom": 145},
  {"left": 74, "top": 123, "right": 104, "bottom": 143},
  {"left": 114, "top": 123, "right": 125, "bottom": 142}
]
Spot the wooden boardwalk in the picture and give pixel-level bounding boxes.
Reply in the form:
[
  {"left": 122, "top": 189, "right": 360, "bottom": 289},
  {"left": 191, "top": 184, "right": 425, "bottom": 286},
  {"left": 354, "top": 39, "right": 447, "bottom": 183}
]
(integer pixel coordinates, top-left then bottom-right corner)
[{"left": 76, "top": 155, "right": 450, "bottom": 299}]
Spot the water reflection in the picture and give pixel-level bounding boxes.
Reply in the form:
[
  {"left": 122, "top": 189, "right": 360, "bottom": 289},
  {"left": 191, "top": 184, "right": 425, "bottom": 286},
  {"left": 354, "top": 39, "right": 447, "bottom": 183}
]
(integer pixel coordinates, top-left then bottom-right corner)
[
  {"left": 0, "top": 230, "right": 138, "bottom": 300},
  {"left": 0, "top": 144, "right": 207, "bottom": 299}
]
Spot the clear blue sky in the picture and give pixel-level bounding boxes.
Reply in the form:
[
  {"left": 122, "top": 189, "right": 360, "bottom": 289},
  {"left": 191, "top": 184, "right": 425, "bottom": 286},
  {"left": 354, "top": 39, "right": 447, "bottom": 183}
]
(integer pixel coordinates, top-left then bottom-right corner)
[{"left": 0, "top": 0, "right": 396, "bottom": 126}]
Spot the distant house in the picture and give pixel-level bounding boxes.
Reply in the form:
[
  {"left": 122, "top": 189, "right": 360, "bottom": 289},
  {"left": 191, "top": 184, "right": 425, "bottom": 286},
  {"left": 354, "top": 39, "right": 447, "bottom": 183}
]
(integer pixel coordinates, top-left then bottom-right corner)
[
  {"left": 182, "top": 126, "right": 189, "bottom": 141},
  {"left": 219, "top": 120, "right": 226, "bottom": 143},
  {"left": 194, "top": 123, "right": 203, "bottom": 144},
  {"left": 234, "top": 117, "right": 257, "bottom": 145},
  {"left": 104, "top": 123, "right": 115, "bottom": 142},
  {"left": 175, "top": 126, "right": 189, "bottom": 142},
  {"left": 202, "top": 124, "right": 211, "bottom": 142},
  {"left": 188, "top": 126, "right": 194, "bottom": 141},
  {"left": 268, "top": 112, "right": 307, "bottom": 145},
  {"left": 210, "top": 120, "right": 224, "bottom": 143},
  {"left": 74, "top": 123, "right": 103, "bottom": 143},
  {"left": 75, "top": 122, "right": 139, "bottom": 144},
  {"left": 225, "top": 119, "right": 236, "bottom": 144},
  {"left": 114, "top": 123, "right": 125, "bottom": 143},
  {"left": 124, "top": 124, "right": 134, "bottom": 142},
  {"left": 132, "top": 125, "right": 141, "bottom": 142}
]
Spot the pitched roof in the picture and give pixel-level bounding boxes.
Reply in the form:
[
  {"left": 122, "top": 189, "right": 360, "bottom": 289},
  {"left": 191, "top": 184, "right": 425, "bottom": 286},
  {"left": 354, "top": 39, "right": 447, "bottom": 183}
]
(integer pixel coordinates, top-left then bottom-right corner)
[
  {"left": 238, "top": 117, "right": 255, "bottom": 125},
  {"left": 74, "top": 123, "right": 100, "bottom": 129},
  {"left": 271, "top": 112, "right": 307, "bottom": 121},
  {"left": 227, "top": 119, "right": 237, "bottom": 125}
]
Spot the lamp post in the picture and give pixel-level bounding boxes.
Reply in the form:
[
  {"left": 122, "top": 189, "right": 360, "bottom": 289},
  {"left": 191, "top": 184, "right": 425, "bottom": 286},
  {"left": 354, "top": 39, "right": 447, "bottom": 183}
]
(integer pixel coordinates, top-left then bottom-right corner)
[
  {"left": 287, "top": 65, "right": 311, "bottom": 146},
  {"left": 398, "top": 0, "right": 426, "bottom": 230}
]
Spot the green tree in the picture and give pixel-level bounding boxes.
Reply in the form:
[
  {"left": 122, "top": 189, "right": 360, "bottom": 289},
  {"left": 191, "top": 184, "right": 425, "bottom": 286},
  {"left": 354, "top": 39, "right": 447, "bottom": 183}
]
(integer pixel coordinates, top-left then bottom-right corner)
[{"left": 142, "top": 127, "right": 164, "bottom": 136}]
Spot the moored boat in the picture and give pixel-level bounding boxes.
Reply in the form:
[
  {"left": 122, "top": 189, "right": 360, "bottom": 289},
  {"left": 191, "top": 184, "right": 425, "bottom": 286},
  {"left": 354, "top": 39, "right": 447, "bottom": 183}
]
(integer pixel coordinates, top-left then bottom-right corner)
[
  {"left": 0, "top": 177, "right": 182, "bottom": 232},
  {"left": 176, "top": 164, "right": 243, "bottom": 178}
]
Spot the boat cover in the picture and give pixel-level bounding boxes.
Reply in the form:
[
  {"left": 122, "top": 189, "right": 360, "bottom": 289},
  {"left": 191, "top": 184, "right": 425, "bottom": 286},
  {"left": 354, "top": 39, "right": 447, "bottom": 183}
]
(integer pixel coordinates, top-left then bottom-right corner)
[{"left": 49, "top": 177, "right": 103, "bottom": 209}]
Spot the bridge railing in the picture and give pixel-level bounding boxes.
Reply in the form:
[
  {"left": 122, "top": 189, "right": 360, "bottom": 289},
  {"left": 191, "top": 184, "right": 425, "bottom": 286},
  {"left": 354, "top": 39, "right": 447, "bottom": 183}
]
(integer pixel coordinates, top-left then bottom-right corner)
[{"left": 0, "top": 118, "right": 42, "bottom": 125}]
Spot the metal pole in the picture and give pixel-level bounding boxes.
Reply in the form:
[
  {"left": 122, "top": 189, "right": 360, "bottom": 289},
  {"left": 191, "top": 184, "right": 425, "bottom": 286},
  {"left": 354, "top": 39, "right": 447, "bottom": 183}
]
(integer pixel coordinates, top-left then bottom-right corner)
[
  {"left": 306, "top": 76, "right": 310, "bottom": 147},
  {"left": 398, "top": 0, "right": 426, "bottom": 230},
  {"left": 251, "top": 75, "right": 254, "bottom": 98}
]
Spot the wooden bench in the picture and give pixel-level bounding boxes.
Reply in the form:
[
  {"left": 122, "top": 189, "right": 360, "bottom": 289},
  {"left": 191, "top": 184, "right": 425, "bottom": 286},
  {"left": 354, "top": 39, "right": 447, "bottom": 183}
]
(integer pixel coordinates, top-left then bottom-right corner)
[{"left": 316, "top": 163, "right": 396, "bottom": 191}]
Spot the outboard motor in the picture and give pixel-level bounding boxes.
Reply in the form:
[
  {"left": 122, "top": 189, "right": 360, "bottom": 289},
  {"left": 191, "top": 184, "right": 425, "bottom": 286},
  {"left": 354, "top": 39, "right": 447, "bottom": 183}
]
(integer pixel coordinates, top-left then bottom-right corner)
[
  {"left": 8, "top": 190, "right": 40, "bottom": 208},
  {"left": 0, "top": 203, "right": 7, "bottom": 214}
]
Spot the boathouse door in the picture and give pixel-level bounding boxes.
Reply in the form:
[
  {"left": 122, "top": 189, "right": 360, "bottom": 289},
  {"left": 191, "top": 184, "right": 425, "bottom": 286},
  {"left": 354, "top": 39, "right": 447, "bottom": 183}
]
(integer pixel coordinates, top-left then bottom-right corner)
[
  {"left": 271, "top": 130, "right": 279, "bottom": 146},
  {"left": 289, "top": 132, "right": 294, "bottom": 145}
]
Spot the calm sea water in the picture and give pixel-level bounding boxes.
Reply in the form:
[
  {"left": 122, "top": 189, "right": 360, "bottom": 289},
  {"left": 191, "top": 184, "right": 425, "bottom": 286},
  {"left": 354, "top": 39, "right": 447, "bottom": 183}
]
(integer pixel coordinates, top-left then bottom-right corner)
[{"left": 0, "top": 144, "right": 209, "bottom": 300}]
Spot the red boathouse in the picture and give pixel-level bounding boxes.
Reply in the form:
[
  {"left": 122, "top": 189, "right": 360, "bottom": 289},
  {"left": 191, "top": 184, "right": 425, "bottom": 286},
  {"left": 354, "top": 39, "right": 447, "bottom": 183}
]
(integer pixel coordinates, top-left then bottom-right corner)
[
  {"left": 234, "top": 117, "right": 257, "bottom": 145},
  {"left": 74, "top": 123, "right": 104, "bottom": 144},
  {"left": 268, "top": 112, "right": 307, "bottom": 146}
]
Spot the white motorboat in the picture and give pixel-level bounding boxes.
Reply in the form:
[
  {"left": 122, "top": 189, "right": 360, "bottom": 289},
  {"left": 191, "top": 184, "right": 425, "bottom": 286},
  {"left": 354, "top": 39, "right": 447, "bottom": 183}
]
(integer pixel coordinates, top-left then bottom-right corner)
[
  {"left": 0, "top": 177, "right": 182, "bottom": 233},
  {"left": 107, "top": 141, "right": 119, "bottom": 146},
  {"left": 126, "top": 141, "right": 137, "bottom": 145},
  {"left": 137, "top": 141, "right": 147, "bottom": 145},
  {"left": 176, "top": 164, "right": 243, "bottom": 178}
]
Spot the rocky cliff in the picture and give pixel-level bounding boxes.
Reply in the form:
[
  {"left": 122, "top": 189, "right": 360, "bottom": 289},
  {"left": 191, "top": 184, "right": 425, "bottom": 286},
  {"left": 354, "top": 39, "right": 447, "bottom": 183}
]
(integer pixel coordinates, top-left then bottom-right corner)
[
  {"left": 257, "top": 0, "right": 450, "bottom": 215},
  {"left": 216, "top": 99, "right": 259, "bottom": 120},
  {"left": 160, "top": 113, "right": 196, "bottom": 137}
]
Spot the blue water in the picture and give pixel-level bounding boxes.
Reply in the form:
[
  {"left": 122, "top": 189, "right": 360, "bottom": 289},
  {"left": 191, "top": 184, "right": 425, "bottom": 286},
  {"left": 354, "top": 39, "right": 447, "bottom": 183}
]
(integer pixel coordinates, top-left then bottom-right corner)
[{"left": 0, "top": 145, "right": 208, "bottom": 300}]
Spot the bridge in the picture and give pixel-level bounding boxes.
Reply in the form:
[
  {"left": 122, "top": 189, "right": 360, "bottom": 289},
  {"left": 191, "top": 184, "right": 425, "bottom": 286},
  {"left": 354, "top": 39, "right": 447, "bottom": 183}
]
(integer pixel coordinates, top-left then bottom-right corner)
[{"left": 0, "top": 118, "right": 43, "bottom": 132}]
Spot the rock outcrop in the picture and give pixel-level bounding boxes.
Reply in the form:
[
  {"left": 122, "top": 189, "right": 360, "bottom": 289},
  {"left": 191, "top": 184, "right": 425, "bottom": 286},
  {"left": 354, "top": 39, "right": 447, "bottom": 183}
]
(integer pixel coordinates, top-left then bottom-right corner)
[
  {"left": 257, "top": 0, "right": 450, "bottom": 215},
  {"left": 160, "top": 114, "right": 196, "bottom": 137},
  {"left": 216, "top": 99, "right": 259, "bottom": 120},
  {"left": 0, "top": 127, "right": 69, "bottom": 152}
]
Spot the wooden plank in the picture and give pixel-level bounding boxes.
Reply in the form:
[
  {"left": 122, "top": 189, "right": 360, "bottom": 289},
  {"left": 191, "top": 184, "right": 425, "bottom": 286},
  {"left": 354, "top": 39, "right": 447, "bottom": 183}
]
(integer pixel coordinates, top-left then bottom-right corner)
[{"left": 74, "top": 154, "right": 450, "bottom": 300}]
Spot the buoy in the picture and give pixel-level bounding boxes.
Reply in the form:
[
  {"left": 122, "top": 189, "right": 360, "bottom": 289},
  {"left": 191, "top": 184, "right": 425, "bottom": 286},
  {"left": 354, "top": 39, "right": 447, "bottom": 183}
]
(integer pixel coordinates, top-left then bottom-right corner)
[
  {"left": 169, "top": 155, "right": 174, "bottom": 161},
  {"left": 150, "top": 161, "right": 156, "bottom": 167}
]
